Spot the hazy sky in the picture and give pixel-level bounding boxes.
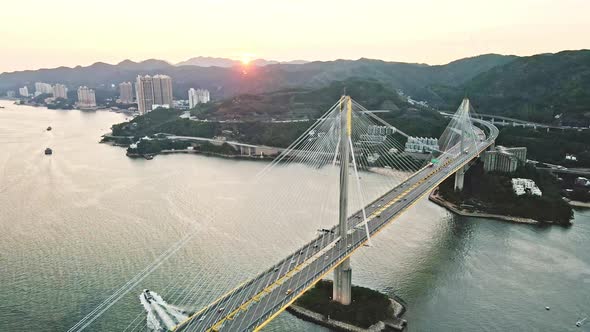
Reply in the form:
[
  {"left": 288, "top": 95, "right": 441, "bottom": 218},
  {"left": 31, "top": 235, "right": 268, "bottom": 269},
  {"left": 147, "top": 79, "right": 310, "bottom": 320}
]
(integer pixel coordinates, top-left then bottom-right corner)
[{"left": 1, "top": 0, "right": 588, "bottom": 73}]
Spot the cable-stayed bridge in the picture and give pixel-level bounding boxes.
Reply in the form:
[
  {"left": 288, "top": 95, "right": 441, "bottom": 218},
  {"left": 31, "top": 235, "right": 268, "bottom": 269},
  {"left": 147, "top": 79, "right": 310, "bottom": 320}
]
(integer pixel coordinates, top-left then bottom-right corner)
[
  {"left": 67, "top": 96, "right": 498, "bottom": 332},
  {"left": 168, "top": 97, "right": 498, "bottom": 332}
]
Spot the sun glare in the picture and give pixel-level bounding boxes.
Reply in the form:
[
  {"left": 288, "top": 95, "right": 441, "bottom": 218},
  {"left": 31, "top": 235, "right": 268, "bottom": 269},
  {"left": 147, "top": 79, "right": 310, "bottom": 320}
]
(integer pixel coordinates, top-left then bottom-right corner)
[{"left": 240, "top": 53, "right": 254, "bottom": 65}]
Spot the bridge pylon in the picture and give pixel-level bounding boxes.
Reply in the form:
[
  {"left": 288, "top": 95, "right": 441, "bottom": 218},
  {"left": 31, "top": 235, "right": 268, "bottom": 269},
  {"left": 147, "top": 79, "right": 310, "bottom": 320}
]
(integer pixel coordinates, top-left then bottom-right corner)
[{"left": 333, "top": 95, "right": 352, "bottom": 305}]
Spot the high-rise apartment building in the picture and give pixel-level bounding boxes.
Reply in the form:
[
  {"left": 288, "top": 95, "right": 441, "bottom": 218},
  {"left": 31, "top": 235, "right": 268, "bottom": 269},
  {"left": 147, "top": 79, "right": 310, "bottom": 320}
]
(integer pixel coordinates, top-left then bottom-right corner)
[
  {"left": 482, "top": 146, "right": 527, "bottom": 173},
  {"left": 152, "top": 75, "right": 173, "bottom": 107},
  {"left": 35, "top": 82, "right": 53, "bottom": 96},
  {"left": 135, "top": 75, "right": 154, "bottom": 114},
  {"left": 19, "top": 86, "right": 29, "bottom": 97},
  {"left": 135, "top": 74, "right": 173, "bottom": 114},
  {"left": 188, "top": 88, "right": 210, "bottom": 108},
  {"left": 119, "top": 82, "right": 133, "bottom": 104},
  {"left": 53, "top": 84, "right": 68, "bottom": 99},
  {"left": 77, "top": 86, "right": 97, "bottom": 108}
]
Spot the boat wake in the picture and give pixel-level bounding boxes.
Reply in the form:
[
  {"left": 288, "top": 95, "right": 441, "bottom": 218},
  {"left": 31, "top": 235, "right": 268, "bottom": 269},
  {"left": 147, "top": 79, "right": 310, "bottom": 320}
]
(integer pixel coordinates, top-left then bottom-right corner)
[{"left": 140, "top": 290, "right": 189, "bottom": 331}]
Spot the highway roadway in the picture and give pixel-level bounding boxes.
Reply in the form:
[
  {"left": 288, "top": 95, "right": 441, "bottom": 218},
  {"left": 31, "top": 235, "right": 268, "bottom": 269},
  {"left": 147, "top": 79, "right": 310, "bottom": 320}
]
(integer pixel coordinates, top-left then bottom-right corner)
[{"left": 174, "top": 119, "right": 498, "bottom": 332}]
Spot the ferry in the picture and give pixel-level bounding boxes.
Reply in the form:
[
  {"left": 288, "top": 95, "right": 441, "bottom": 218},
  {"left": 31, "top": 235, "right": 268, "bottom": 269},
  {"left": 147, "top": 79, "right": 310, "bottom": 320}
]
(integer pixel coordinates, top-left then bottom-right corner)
[{"left": 44, "top": 148, "right": 53, "bottom": 155}]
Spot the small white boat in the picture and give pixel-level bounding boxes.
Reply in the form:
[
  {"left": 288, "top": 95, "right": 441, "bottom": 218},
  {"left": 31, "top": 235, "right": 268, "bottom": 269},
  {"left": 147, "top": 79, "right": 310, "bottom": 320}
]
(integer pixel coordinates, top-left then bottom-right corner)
[{"left": 576, "top": 317, "right": 587, "bottom": 327}]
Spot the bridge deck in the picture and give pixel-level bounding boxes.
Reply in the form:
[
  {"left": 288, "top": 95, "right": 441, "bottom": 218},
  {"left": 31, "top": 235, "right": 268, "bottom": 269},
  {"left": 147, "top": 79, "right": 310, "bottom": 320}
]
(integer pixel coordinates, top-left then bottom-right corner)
[{"left": 174, "top": 120, "right": 497, "bottom": 332}]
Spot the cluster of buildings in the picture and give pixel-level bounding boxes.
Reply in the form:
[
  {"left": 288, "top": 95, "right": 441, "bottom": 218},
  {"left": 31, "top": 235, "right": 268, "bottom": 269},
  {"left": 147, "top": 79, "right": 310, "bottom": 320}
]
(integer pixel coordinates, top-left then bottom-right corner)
[
  {"left": 76, "top": 86, "right": 97, "bottom": 108},
  {"left": 135, "top": 74, "right": 174, "bottom": 114},
  {"left": 368, "top": 125, "right": 397, "bottom": 136},
  {"left": 511, "top": 178, "right": 542, "bottom": 196},
  {"left": 10, "top": 75, "right": 211, "bottom": 113},
  {"left": 14, "top": 82, "right": 68, "bottom": 100},
  {"left": 482, "top": 146, "right": 527, "bottom": 173},
  {"left": 188, "top": 88, "right": 210, "bottom": 108},
  {"left": 53, "top": 84, "right": 68, "bottom": 99},
  {"left": 405, "top": 137, "right": 439, "bottom": 153},
  {"left": 34, "top": 82, "right": 53, "bottom": 96}
]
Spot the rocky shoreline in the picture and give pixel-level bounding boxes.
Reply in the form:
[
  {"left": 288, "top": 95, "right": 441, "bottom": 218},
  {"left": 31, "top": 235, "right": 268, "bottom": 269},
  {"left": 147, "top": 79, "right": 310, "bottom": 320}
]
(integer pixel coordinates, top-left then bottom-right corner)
[
  {"left": 287, "top": 297, "right": 407, "bottom": 332},
  {"left": 429, "top": 188, "right": 548, "bottom": 225}
]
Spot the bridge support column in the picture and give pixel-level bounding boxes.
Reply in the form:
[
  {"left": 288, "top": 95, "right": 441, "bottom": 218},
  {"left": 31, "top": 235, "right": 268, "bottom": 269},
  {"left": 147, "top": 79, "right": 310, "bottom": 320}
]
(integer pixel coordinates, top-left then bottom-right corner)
[
  {"left": 333, "top": 95, "right": 352, "bottom": 305},
  {"left": 333, "top": 258, "right": 352, "bottom": 304},
  {"left": 454, "top": 165, "right": 466, "bottom": 191}
]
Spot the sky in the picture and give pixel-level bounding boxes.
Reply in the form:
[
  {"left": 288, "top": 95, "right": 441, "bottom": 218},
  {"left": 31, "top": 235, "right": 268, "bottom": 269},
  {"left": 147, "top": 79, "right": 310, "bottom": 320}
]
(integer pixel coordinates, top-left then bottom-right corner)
[{"left": 0, "top": 0, "right": 589, "bottom": 73}]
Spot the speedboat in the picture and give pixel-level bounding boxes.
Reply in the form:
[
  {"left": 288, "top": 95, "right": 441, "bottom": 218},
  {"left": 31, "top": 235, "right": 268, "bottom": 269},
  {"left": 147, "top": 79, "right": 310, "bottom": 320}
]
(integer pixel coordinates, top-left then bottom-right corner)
[
  {"left": 46, "top": 126, "right": 52, "bottom": 131},
  {"left": 44, "top": 148, "right": 52, "bottom": 155},
  {"left": 143, "top": 289, "right": 154, "bottom": 302},
  {"left": 577, "top": 317, "right": 587, "bottom": 327}
]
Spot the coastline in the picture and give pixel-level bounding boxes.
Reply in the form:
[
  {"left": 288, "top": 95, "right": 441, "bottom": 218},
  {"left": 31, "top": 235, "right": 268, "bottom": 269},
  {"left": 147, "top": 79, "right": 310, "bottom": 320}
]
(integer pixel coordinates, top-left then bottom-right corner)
[
  {"left": 124, "top": 148, "right": 276, "bottom": 161},
  {"left": 567, "top": 200, "right": 590, "bottom": 208},
  {"left": 287, "top": 297, "right": 406, "bottom": 332},
  {"left": 429, "top": 187, "right": 546, "bottom": 225}
]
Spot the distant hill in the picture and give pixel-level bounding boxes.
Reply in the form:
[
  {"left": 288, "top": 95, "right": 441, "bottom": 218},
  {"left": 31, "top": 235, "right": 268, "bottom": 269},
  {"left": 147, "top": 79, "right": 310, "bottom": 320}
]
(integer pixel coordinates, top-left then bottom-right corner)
[
  {"left": 430, "top": 50, "right": 590, "bottom": 126},
  {"left": 193, "top": 78, "right": 448, "bottom": 138},
  {"left": 175, "top": 57, "right": 309, "bottom": 67},
  {"left": 0, "top": 54, "right": 515, "bottom": 103}
]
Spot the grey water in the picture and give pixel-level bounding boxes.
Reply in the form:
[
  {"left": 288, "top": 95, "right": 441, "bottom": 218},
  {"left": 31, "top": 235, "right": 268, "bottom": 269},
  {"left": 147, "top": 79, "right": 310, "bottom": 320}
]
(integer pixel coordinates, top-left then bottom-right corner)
[{"left": 0, "top": 100, "right": 588, "bottom": 332}]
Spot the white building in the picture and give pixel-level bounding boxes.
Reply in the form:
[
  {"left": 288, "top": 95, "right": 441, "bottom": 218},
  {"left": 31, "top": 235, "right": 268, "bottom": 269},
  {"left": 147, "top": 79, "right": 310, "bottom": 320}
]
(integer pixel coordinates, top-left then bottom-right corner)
[
  {"left": 6, "top": 91, "right": 15, "bottom": 98},
  {"left": 119, "top": 82, "right": 133, "bottom": 104},
  {"left": 405, "top": 136, "right": 439, "bottom": 153},
  {"left": 53, "top": 84, "right": 68, "bottom": 99},
  {"left": 19, "top": 86, "right": 29, "bottom": 97},
  {"left": 34, "top": 82, "right": 53, "bottom": 96},
  {"left": 188, "top": 88, "right": 210, "bottom": 108},
  {"left": 511, "top": 178, "right": 542, "bottom": 196},
  {"left": 77, "top": 86, "right": 97, "bottom": 108}
]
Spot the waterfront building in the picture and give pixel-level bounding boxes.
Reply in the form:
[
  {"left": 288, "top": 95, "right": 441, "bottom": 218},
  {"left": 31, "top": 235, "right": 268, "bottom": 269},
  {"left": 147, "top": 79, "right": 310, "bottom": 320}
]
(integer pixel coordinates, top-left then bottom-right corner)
[
  {"left": 136, "top": 74, "right": 173, "bottom": 113},
  {"left": 119, "top": 82, "right": 133, "bottom": 104},
  {"left": 34, "top": 82, "right": 53, "bottom": 96},
  {"left": 405, "top": 136, "right": 439, "bottom": 153},
  {"left": 77, "top": 86, "right": 97, "bottom": 108},
  {"left": 53, "top": 84, "right": 68, "bottom": 99},
  {"left": 188, "top": 88, "right": 210, "bottom": 108},
  {"left": 368, "top": 125, "right": 396, "bottom": 135},
  {"left": 152, "top": 75, "right": 173, "bottom": 108},
  {"left": 511, "top": 178, "right": 542, "bottom": 196},
  {"left": 19, "top": 86, "right": 29, "bottom": 97},
  {"left": 135, "top": 75, "right": 154, "bottom": 114},
  {"left": 483, "top": 146, "right": 527, "bottom": 173}
]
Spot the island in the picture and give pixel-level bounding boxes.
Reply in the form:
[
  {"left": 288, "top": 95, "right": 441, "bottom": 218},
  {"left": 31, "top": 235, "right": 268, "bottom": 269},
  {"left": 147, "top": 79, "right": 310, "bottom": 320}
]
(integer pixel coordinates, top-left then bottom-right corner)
[
  {"left": 430, "top": 161, "right": 573, "bottom": 226},
  {"left": 288, "top": 280, "right": 406, "bottom": 332}
]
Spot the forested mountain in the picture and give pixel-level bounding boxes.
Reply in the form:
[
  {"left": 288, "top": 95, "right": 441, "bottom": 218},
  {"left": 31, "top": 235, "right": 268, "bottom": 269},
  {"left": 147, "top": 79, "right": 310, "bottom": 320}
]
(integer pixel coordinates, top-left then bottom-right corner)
[
  {"left": 0, "top": 54, "right": 515, "bottom": 103},
  {"left": 430, "top": 50, "right": 590, "bottom": 126}
]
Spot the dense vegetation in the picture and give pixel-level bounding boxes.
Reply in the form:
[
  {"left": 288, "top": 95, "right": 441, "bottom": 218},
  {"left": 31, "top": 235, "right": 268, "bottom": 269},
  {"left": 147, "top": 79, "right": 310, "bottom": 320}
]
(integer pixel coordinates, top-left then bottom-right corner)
[
  {"left": 496, "top": 127, "right": 590, "bottom": 167},
  {"left": 112, "top": 108, "right": 217, "bottom": 138},
  {"left": 295, "top": 280, "right": 394, "bottom": 328},
  {"left": 431, "top": 50, "right": 590, "bottom": 126},
  {"left": 111, "top": 80, "right": 449, "bottom": 148},
  {"left": 127, "top": 139, "right": 238, "bottom": 156},
  {"left": 129, "top": 139, "right": 192, "bottom": 155},
  {"left": 439, "top": 162, "right": 573, "bottom": 225}
]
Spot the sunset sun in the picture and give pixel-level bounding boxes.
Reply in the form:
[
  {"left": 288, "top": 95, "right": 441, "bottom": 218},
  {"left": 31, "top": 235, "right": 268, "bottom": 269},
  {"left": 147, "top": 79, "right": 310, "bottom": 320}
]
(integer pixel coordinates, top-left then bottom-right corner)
[{"left": 240, "top": 53, "right": 254, "bottom": 65}]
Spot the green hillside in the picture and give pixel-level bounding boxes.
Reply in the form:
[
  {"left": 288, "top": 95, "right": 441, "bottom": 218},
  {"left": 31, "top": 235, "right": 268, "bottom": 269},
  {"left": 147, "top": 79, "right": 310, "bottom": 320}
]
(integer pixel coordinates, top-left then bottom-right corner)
[{"left": 432, "top": 50, "right": 590, "bottom": 126}]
